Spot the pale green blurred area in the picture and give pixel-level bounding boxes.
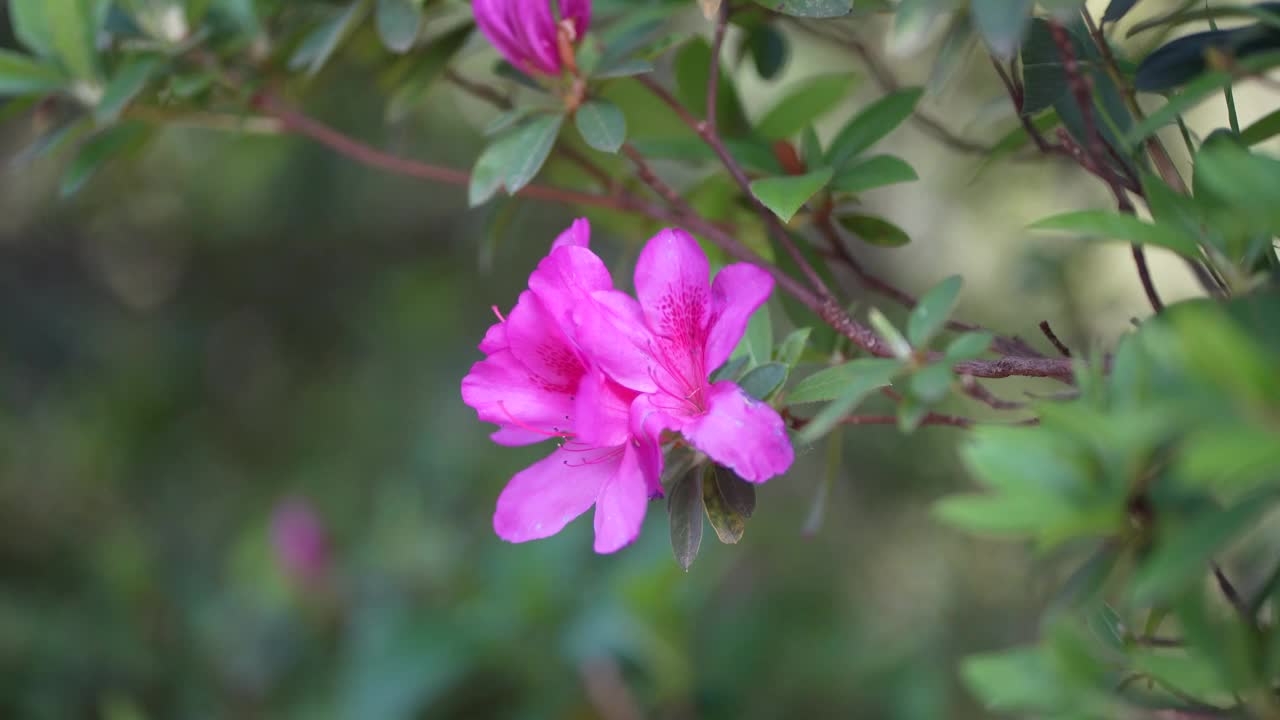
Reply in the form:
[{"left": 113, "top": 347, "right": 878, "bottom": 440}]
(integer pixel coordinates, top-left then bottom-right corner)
[{"left": 0, "top": 1, "right": 1274, "bottom": 718}]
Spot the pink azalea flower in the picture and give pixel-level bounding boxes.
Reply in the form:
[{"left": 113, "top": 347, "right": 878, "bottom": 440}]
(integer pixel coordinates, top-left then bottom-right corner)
[
  {"left": 270, "top": 497, "right": 329, "bottom": 585},
  {"left": 576, "top": 229, "right": 794, "bottom": 483},
  {"left": 461, "top": 220, "right": 663, "bottom": 553},
  {"left": 472, "top": 0, "right": 591, "bottom": 76}
]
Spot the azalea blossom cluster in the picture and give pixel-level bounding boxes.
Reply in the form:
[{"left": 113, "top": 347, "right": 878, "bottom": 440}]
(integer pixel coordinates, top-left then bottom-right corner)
[
  {"left": 472, "top": 0, "right": 590, "bottom": 77},
  {"left": 461, "top": 220, "right": 794, "bottom": 552}
]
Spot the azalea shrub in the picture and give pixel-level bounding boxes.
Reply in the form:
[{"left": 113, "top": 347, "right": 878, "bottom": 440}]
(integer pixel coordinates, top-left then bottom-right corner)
[{"left": 4, "top": 0, "right": 1280, "bottom": 717}]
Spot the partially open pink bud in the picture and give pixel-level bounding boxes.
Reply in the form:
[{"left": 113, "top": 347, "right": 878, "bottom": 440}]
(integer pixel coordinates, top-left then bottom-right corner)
[
  {"left": 472, "top": 0, "right": 591, "bottom": 76},
  {"left": 270, "top": 498, "right": 329, "bottom": 584}
]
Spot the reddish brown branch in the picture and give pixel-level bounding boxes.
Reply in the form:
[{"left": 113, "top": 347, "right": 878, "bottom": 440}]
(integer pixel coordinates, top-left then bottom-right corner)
[{"left": 1039, "top": 321, "right": 1073, "bottom": 357}]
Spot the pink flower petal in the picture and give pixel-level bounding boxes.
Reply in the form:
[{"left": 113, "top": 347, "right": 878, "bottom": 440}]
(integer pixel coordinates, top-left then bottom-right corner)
[
  {"left": 680, "top": 381, "right": 793, "bottom": 483},
  {"left": 634, "top": 229, "right": 713, "bottom": 394},
  {"left": 528, "top": 245, "right": 614, "bottom": 334},
  {"left": 494, "top": 444, "right": 620, "bottom": 543},
  {"left": 551, "top": 217, "right": 591, "bottom": 249},
  {"left": 704, "top": 263, "right": 774, "bottom": 372},
  {"left": 574, "top": 367, "right": 635, "bottom": 448},
  {"left": 504, "top": 290, "right": 586, "bottom": 394},
  {"left": 479, "top": 319, "right": 508, "bottom": 354},
  {"left": 490, "top": 426, "right": 548, "bottom": 446},
  {"left": 461, "top": 348, "right": 575, "bottom": 435},
  {"left": 472, "top": 0, "right": 529, "bottom": 70},
  {"left": 573, "top": 289, "right": 660, "bottom": 393},
  {"left": 560, "top": 0, "right": 592, "bottom": 36},
  {"left": 592, "top": 444, "right": 650, "bottom": 553},
  {"left": 513, "top": 0, "right": 561, "bottom": 74},
  {"left": 630, "top": 394, "right": 675, "bottom": 497}
]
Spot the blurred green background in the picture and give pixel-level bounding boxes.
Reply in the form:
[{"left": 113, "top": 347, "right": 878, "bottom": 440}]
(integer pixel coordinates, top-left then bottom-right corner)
[{"left": 0, "top": 1, "right": 1269, "bottom": 717}]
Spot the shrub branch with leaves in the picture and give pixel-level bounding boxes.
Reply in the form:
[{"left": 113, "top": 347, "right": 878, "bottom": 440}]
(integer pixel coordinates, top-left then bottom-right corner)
[{"left": 6, "top": 0, "right": 1280, "bottom": 716}]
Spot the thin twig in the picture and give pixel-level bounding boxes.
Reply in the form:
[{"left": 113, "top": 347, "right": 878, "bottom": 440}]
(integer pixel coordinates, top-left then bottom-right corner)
[
  {"left": 1213, "top": 564, "right": 1249, "bottom": 620},
  {"left": 1039, "top": 321, "right": 1073, "bottom": 357}
]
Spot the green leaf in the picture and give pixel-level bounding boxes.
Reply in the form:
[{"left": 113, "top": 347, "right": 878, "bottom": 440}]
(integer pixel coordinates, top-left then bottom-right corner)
[
  {"left": 775, "top": 327, "right": 812, "bottom": 367},
  {"left": 592, "top": 58, "right": 654, "bottom": 79},
  {"left": 47, "top": 0, "right": 100, "bottom": 80},
  {"left": 469, "top": 136, "right": 516, "bottom": 207},
  {"left": 789, "top": 357, "right": 899, "bottom": 404},
  {"left": 749, "top": 168, "right": 833, "bottom": 223},
  {"left": 909, "top": 362, "right": 953, "bottom": 403},
  {"left": 667, "top": 465, "right": 704, "bottom": 571},
  {"left": 0, "top": 49, "right": 68, "bottom": 95},
  {"left": 95, "top": 54, "right": 161, "bottom": 122},
  {"left": 573, "top": 100, "right": 626, "bottom": 154},
  {"left": 745, "top": 23, "right": 789, "bottom": 79},
  {"left": 797, "top": 360, "right": 901, "bottom": 442},
  {"left": 752, "top": 0, "right": 852, "bottom": 17},
  {"left": 738, "top": 362, "right": 788, "bottom": 401},
  {"left": 800, "top": 125, "right": 822, "bottom": 168},
  {"left": 1241, "top": 106, "right": 1280, "bottom": 145},
  {"left": 744, "top": 302, "right": 773, "bottom": 366},
  {"left": 927, "top": 12, "right": 977, "bottom": 96},
  {"left": 375, "top": 0, "right": 422, "bottom": 54},
  {"left": 869, "top": 308, "right": 913, "bottom": 359},
  {"left": 702, "top": 465, "right": 745, "bottom": 544},
  {"left": 1102, "top": 0, "right": 1140, "bottom": 23},
  {"left": 945, "top": 332, "right": 993, "bottom": 362},
  {"left": 1029, "top": 210, "right": 1200, "bottom": 258},
  {"left": 9, "top": 1, "right": 55, "bottom": 56},
  {"left": 826, "top": 87, "right": 922, "bottom": 168},
  {"left": 835, "top": 213, "right": 911, "bottom": 247},
  {"left": 61, "top": 121, "right": 150, "bottom": 196},
  {"left": 907, "top": 275, "right": 962, "bottom": 348},
  {"left": 961, "top": 648, "right": 1062, "bottom": 712},
  {"left": 713, "top": 466, "right": 756, "bottom": 519},
  {"left": 385, "top": 23, "right": 471, "bottom": 122},
  {"left": 829, "top": 154, "right": 918, "bottom": 193},
  {"left": 289, "top": 0, "right": 368, "bottom": 76},
  {"left": 757, "top": 73, "right": 859, "bottom": 140},
  {"left": 674, "top": 38, "right": 749, "bottom": 136},
  {"left": 502, "top": 114, "right": 563, "bottom": 195},
  {"left": 971, "top": 0, "right": 1033, "bottom": 59},
  {"left": 710, "top": 355, "right": 749, "bottom": 383},
  {"left": 1132, "top": 488, "right": 1278, "bottom": 604},
  {"left": 1194, "top": 141, "right": 1280, "bottom": 235}
]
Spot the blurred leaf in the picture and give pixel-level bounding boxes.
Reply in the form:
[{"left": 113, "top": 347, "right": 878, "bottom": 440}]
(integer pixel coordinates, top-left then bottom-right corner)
[
  {"left": 1135, "top": 26, "right": 1279, "bottom": 92},
  {"left": 744, "top": 302, "right": 773, "bottom": 366},
  {"left": 1132, "top": 488, "right": 1278, "bottom": 604},
  {"left": 386, "top": 23, "right": 471, "bottom": 121},
  {"left": 775, "top": 327, "right": 811, "bottom": 367},
  {"left": 945, "top": 332, "right": 993, "bottom": 362},
  {"left": 502, "top": 113, "right": 563, "bottom": 195},
  {"left": 927, "top": 12, "right": 976, "bottom": 95},
  {"left": 803, "top": 426, "right": 841, "bottom": 534},
  {"left": 907, "top": 275, "right": 961, "bottom": 348},
  {"left": 757, "top": 73, "right": 858, "bottom": 140},
  {"left": 1103, "top": 0, "right": 1141, "bottom": 23},
  {"left": 1030, "top": 210, "right": 1201, "bottom": 258},
  {"left": 9, "top": 0, "right": 56, "bottom": 57},
  {"left": 593, "top": 58, "right": 654, "bottom": 79},
  {"left": 96, "top": 54, "right": 161, "bottom": 123},
  {"left": 61, "top": 121, "right": 150, "bottom": 196},
  {"left": 289, "top": 0, "right": 369, "bottom": 76},
  {"left": 702, "top": 465, "right": 746, "bottom": 543},
  {"left": 0, "top": 49, "right": 69, "bottom": 95},
  {"left": 752, "top": 0, "right": 852, "bottom": 17},
  {"left": 739, "top": 362, "right": 787, "bottom": 400},
  {"left": 48, "top": 0, "right": 100, "bottom": 80},
  {"left": 375, "top": 0, "right": 422, "bottom": 53},
  {"left": 713, "top": 466, "right": 756, "bottom": 518},
  {"left": 800, "top": 125, "right": 822, "bottom": 168},
  {"left": 829, "top": 154, "right": 918, "bottom": 193},
  {"left": 1125, "top": 50, "right": 1280, "bottom": 146},
  {"left": 797, "top": 359, "right": 901, "bottom": 442},
  {"left": 971, "top": 0, "right": 1033, "bottom": 59},
  {"left": 574, "top": 99, "right": 626, "bottom": 153},
  {"left": 746, "top": 23, "right": 789, "bottom": 78},
  {"left": 1241, "top": 106, "right": 1280, "bottom": 144},
  {"left": 1194, "top": 141, "right": 1280, "bottom": 235},
  {"left": 675, "top": 37, "right": 749, "bottom": 136},
  {"left": 750, "top": 168, "right": 833, "bottom": 222},
  {"left": 668, "top": 465, "right": 704, "bottom": 570},
  {"left": 869, "top": 307, "right": 912, "bottom": 359},
  {"left": 788, "top": 357, "right": 899, "bottom": 404},
  {"left": 909, "top": 362, "right": 953, "bottom": 403},
  {"left": 826, "top": 87, "right": 922, "bottom": 168},
  {"left": 710, "top": 355, "right": 749, "bottom": 382},
  {"left": 961, "top": 647, "right": 1062, "bottom": 712},
  {"left": 835, "top": 213, "right": 911, "bottom": 247}
]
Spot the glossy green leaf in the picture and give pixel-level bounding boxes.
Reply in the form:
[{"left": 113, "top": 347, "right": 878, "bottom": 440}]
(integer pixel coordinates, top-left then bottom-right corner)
[
  {"left": 501, "top": 114, "right": 563, "bottom": 195},
  {"left": 744, "top": 302, "right": 773, "bottom": 366},
  {"left": 375, "top": 0, "right": 422, "bottom": 54},
  {"left": 907, "top": 275, "right": 961, "bottom": 348},
  {"left": 971, "top": 0, "right": 1033, "bottom": 59},
  {"left": 702, "top": 466, "right": 745, "bottom": 544},
  {"left": 835, "top": 213, "right": 911, "bottom": 247},
  {"left": 757, "top": 73, "right": 858, "bottom": 140},
  {"left": 95, "top": 54, "right": 161, "bottom": 122},
  {"left": 1125, "top": 50, "right": 1280, "bottom": 147},
  {"left": 0, "top": 49, "right": 68, "bottom": 95},
  {"left": 752, "top": 0, "right": 852, "bottom": 17},
  {"left": 749, "top": 168, "right": 833, "bottom": 222},
  {"left": 667, "top": 465, "right": 704, "bottom": 571},
  {"left": 789, "top": 357, "right": 899, "bottom": 404},
  {"left": 775, "top": 327, "right": 812, "bottom": 367},
  {"left": 798, "top": 359, "right": 900, "bottom": 442},
  {"left": 829, "top": 154, "right": 918, "bottom": 193},
  {"left": 826, "top": 87, "right": 922, "bottom": 168},
  {"left": 1029, "top": 210, "right": 1200, "bottom": 257},
  {"left": 573, "top": 100, "right": 626, "bottom": 153},
  {"left": 713, "top": 466, "right": 756, "bottom": 519},
  {"left": 738, "top": 362, "right": 788, "bottom": 401},
  {"left": 710, "top": 355, "right": 749, "bottom": 383}
]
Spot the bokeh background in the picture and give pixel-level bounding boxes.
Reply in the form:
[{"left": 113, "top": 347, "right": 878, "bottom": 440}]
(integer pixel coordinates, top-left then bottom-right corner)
[{"left": 1, "top": 1, "right": 1272, "bottom": 717}]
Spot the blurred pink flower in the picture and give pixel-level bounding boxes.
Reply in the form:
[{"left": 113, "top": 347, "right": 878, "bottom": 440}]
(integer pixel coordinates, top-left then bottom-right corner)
[
  {"left": 576, "top": 229, "right": 794, "bottom": 483},
  {"left": 270, "top": 498, "right": 329, "bottom": 583},
  {"left": 472, "top": 0, "right": 591, "bottom": 76},
  {"left": 461, "top": 220, "right": 663, "bottom": 553}
]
